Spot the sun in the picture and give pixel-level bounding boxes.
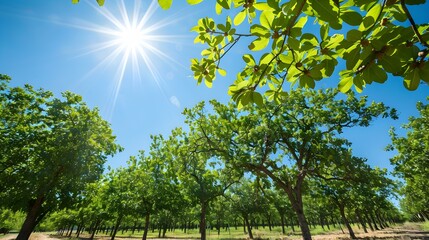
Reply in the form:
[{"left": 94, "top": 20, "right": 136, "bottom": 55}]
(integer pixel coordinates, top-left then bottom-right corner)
[
  {"left": 75, "top": 0, "right": 186, "bottom": 114},
  {"left": 118, "top": 26, "right": 144, "bottom": 51}
]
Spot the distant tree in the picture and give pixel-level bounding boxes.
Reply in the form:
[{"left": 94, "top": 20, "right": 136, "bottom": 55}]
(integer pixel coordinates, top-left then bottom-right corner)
[
  {"left": 387, "top": 98, "right": 429, "bottom": 221},
  {"left": 228, "top": 179, "right": 266, "bottom": 239},
  {"left": 169, "top": 128, "right": 241, "bottom": 240},
  {"left": 134, "top": 135, "right": 184, "bottom": 240},
  {"left": 265, "top": 188, "right": 295, "bottom": 234},
  {"left": 314, "top": 156, "right": 397, "bottom": 239},
  {"left": 0, "top": 75, "right": 121, "bottom": 240}
]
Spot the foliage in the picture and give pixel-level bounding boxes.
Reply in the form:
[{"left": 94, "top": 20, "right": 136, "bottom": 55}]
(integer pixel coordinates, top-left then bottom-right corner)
[
  {"left": 182, "top": 88, "right": 396, "bottom": 240},
  {"left": 0, "top": 75, "right": 121, "bottom": 239},
  {"left": 0, "top": 209, "right": 25, "bottom": 231},
  {"left": 156, "top": 0, "right": 429, "bottom": 107},
  {"left": 168, "top": 127, "right": 242, "bottom": 240},
  {"left": 387, "top": 98, "right": 429, "bottom": 220}
]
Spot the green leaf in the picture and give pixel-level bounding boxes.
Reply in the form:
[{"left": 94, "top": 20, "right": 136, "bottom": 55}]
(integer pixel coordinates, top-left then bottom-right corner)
[
  {"left": 249, "top": 37, "right": 270, "bottom": 51},
  {"left": 368, "top": 64, "right": 387, "bottom": 83},
  {"left": 325, "top": 34, "right": 344, "bottom": 49},
  {"left": 338, "top": 76, "right": 353, "bottom": 93},
  {"left": 218, "top": 68, "right": 227, "bottom": 76},
  {"left": 216, "top": 0, "right": 231, "bottom": 9},
  {"left": 420, "top": 62, "right": 429, "bottom": 83},
  {"left": 320, "top": 24, "right": 329, "bottom": 41},
  {"left": 215, "top": 2, "right": 223, "bottom": 14},
  {"left": 250, "top": 24, "right": 270, "bottom": 37},
  {"left": 187, "top": 0, "right": 203, "bottom": 5},
  {"left": 290, "top": 16, "right": 308, "bottom": 37},
  {"left": 299, "top": 75, "right": 315, "bottom": 88},
  {"left": 344, "top": 44, "right": 361, "bottom": 70},
  {"left": 308, "top": 0, "right": 341, "bottom": 30},
  {"left": 403, "top": 69, "right": 420, "bottom": 90},
  {"left": 260, "top": 53, "right": 274, "bottom": 65},
  {"left": 279, "top": 53, "right": 294, "bottom": 65},
  {"left": 234, "top": 10, "right": 246, "bottom": 26},
  {"left": 309, "top": 65, "right": 323, "bottom": 80},
  {"left": 353, "top": 75, "right": 365, "bottom": 93},
  {"left": 300, "top": 33, "right": 319, "bottom": 51},
  {"left": 243, "top": 54, "right": 256, "bottom": 65},
  {"left": 96, "top": 0, "right": 105, "bottom": 6},
  {"left": 158, "top": 0, "right": 173, "bottom": 9},
  {"left": 379, "top": 55, "right": 403, "bottom": 74},
  {"left": 341, "top": 10, "right": 362, "bottom": 26},
  {"left": 72, "top": 0, "right": 79, "bottom": 4},
  {"left": 346, "top": 29, "right": 362, "bottom": 42},
  {"left": 205, "top": 79, "right": 213, "bottom": 88},
  {"left": 254, "top": 3, "right": 271, "bottom": 10},
  {"left": 288, "top": 37, "right": 300, "bottom": 50},
  {"left": 359, "top": 4, "right": 381, "bottom": 31},
  {"left": 322, "top": 59, "right": 337, "bottom": 77},
  {"left": 260, "top": 11, "right": 275, "bottom": 29},
  {"left": 390, "top": 5, "right": 407, "bottom": 22},
  {"left": 252, "top": 92, "right": 264, "bottom": 107}
]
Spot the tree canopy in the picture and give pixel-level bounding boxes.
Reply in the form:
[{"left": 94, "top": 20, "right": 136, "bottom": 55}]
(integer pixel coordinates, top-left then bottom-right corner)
[
  {"left": 181, "top": 88, "right": 397, "bottom": 240},
  {"left": 0, "top": 75, "right": 121, "bottom": 240},
  {"left": 387, "top": 98, "right": 429, "bottom": 221}
]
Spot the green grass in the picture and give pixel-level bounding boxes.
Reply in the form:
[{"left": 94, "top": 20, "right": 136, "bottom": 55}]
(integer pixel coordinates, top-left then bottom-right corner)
[
  {"left": 421, "top": 221, "right": 429, "bottom": 231},
  {"left": 82, "top": 224, "right": 348, "bottom": 239}
]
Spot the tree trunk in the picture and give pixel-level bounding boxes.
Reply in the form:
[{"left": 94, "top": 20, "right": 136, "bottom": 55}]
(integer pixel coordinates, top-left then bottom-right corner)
[
  {"left": 162, "top": 225, "right": 167, "bottom": 238},
  {"left": 326, "top": 218, "right": 331, "bottom": 230},
  {"left": 295, "top": 209, "right": 312, "bottom": 240},
  {"left": 76, "top": 224, "right": 82, "bottom": 238},
  {"left": 280, "top": 214, "right": 286, "bottom": 234},
  {"left": 355, "top": 209, "right": 368, "bottom": 233},
  {"left": 90, "top": 219, "right": 101, "bottom": 240},
  {"left": 111, "top": 215, "right": 123, "bottom": 240},
  {"left": 243, "top": 218, "right": 246, "bottom": 233},
  {"left": 320, "top": 217, "right": 325, "bottom": 231},
  {"left": 284, "top": 185, "right": 312, "bottom": 240},
  {"left": 244, "top": 215, "right": 253, "bottom": 239},
  {"left": 67, "top": 224, "right": 74, "bottom": 237},
  {"left": 200, "top": 202, "right": 207, "bottom": 240},
  {"left": 142, "top": 213, "right": 150, "bottom": 240},
  {"left": 338, "top": 220, "right": 345, "bottom": 234},
  {"left": 369, "top": 213, "right": 379, "bottom": 230},
  {"left": 338, "top": 205, "right": 356, "bottom": 239},
  {"left": 290, "top": 216, "right": 295, "bottom": 232},
  {"left": 376, "top": 211, "right": 386, "bottom": 228},
  {"left": 266, "top": 215, "right": 272, "bottom": 231},
  {"left": 365, "top": 213, "right": 374, "bottom": 231},
  {"left": 16, "top": 195, "right": 45, "bottom": 240}
]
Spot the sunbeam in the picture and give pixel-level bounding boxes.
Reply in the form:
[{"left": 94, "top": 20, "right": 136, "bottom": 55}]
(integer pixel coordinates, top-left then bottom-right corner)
[{"left": 72, "top": 0, "right": 190, "bottom": 118}]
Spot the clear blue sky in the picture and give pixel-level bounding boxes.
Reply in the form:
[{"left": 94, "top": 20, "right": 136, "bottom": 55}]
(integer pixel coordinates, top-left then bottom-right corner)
[{"left": 0, "top": 0, "right": 427, "bottom": 173}]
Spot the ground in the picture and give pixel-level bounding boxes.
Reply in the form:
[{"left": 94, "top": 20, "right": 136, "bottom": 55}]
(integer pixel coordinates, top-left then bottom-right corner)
[{"left": 1, "top": 223, "right": 428, "bottom": 240}]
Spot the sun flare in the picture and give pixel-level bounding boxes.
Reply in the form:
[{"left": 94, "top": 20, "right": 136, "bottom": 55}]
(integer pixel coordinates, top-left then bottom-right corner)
[
  {"left": 118, "top": 26, "right": 145, "bottom": 51},
  {"left": 74, "top": 0, "right": 186, "bottom": 115}
]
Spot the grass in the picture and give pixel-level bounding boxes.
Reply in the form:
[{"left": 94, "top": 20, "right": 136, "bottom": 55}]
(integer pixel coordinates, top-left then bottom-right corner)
[
  {"left": 76, "top": 224, "right": 349, "bottom": 239},
  {"left": 421, "top": 221, "right": 429, "bottom": 231}
]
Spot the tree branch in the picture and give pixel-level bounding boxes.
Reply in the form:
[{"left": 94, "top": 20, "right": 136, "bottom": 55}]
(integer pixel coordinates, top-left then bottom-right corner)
[{"left": 401, "top": 0, "right": 429, "bottom": 48}]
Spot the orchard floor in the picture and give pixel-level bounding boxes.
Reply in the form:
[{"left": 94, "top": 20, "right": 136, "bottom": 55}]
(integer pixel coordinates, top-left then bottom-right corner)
[{"left": 1, "top": 223, "right": 428, "bottom": 240}]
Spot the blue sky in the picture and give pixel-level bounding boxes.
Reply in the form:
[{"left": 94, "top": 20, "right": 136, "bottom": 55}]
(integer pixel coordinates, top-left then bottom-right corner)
[{"left": 0, "top": 0, "right": 427, "bottom": 173}]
